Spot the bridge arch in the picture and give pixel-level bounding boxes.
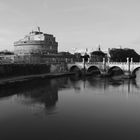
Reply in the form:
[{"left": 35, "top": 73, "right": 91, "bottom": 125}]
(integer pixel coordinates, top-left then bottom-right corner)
[
  {"left": 69, "top": 65, "right": 82, "bottom": 75},
  {"left": 87, "top": 66, "right": 101, "bottom": 75},
  {"left": 132, "top": 67, "right": 140, "bottom": 77},
  {"left": 108, "top": 66, "right": 124, "bottom": 76}
]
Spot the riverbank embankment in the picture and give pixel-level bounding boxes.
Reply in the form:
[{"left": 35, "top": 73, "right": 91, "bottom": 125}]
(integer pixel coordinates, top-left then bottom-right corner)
[
  {"left": 0, "top": 72, "right": 74, "bottom": 86},
  {"left": 0, "top": 63, "right": 73, "bottom": 85}
]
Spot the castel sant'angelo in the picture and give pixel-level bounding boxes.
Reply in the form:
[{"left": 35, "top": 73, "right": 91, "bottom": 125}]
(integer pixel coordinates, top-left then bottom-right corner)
[
  {"left": 13, "top": 27, "right": 74, "bottom": 64},
  {"left": 14, "top": 27, "right": 58, "bottom": 55}
]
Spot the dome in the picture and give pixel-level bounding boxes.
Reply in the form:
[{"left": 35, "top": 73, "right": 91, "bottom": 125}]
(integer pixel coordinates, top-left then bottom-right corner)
[{"left": 91, "top": 50, "right": 106, "bottom": 56}]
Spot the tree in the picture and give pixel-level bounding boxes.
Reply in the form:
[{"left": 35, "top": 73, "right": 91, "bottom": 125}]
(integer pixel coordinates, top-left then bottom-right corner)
[
  {"left": 81, "top": 53, "right": 89, "bottom": 62},
  {"left": 109, "top": 48, "right": 140, "bottom": 62}
]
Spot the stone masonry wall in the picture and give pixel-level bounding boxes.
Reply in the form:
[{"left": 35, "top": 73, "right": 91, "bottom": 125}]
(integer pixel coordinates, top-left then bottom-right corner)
[{"left": 0, "top": 64, "right": 50, "bottom": 78}]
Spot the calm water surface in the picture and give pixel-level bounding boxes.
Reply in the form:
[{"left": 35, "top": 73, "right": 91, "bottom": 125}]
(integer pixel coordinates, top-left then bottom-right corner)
[{"left": 1, "top": 73, "right": 140, "bottom": 140}]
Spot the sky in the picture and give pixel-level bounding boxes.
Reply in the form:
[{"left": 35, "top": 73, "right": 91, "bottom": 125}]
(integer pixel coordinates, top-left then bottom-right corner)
[{"left": 1, "top": 0, "right": 140, "bottom": 53}]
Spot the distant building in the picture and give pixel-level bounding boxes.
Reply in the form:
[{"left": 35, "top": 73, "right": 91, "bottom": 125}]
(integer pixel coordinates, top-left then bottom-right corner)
[
  {"left": 0, "top": 50, "right": 15, "bottom": 63},
  {"left": 13, "top": 28, "right": 77, "bottom": 63}
]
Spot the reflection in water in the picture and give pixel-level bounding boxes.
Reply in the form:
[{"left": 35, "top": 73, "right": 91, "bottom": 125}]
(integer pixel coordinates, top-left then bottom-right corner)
[
  {"left": 68, "top": 74, "right": 140, "bottom": 96},
  {"left": 134, "top": 70, "right": 140, "bottom": 88},
  {"left": 0, "top": 77, "right": 70, "bottom": 112},
  {"left": 0, "top": 74, "right": 140, "bottom": 111},
  {"left": 1, "top": 72, "right": 140, "bottom": 140},
  {"left": 0, "top": 74, "right": 140, "bottom": 105}
]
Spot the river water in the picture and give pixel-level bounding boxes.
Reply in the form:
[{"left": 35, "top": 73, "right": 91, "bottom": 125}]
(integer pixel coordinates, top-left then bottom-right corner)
[{"left": 1, "top": 72, "right": 140, "bottom": 140}]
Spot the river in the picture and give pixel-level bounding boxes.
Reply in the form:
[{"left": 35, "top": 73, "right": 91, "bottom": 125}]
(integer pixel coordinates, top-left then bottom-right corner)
[{"left": 1, "top": 72, "right": 140, "bottom": 140}]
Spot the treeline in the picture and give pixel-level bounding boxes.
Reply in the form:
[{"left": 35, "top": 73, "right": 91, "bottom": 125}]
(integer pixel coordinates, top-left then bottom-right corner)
[{"left": 109, "top": 48, "right": 140, "bottom": 62}]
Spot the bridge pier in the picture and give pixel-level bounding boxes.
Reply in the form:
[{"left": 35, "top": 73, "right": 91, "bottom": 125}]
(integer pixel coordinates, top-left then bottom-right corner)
[
  {"left": 123, "top": 57, "right": 136, "bottom": 79},
  {"left": 99, "top": 71, "right": 109, "bottom": 77},
  {"left": 123, "top": 71, "right": 131, "bottom": 78},
  {"left": 123, "top": 71, "right": 136, "bottom": 79}
]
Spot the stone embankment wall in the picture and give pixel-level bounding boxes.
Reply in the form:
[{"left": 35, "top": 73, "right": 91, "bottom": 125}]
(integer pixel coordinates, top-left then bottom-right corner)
[
  {"left": 50, "top": 63, "right": 68, "bottom": 73},
  {"left": 0, "top": 64, "right": 50, "bottom": 78},
  {"left": 0, "top": 63, "right": 68, "bottom": 79}
]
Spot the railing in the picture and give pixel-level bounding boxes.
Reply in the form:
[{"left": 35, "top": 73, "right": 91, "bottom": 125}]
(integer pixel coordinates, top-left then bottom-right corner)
[
  {"left": 132, "top": 62, "right": 140, "bottom": 65},
  {"left": 108, "top": 62, "right": 127, "bottom": 65},
  {"left": 87, "top": 62, "right": 103, "bottom": 65}
]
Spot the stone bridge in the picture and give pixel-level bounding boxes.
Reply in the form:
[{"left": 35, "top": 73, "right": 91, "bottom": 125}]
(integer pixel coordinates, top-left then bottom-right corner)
[{"left": 67, "top": 58, "right": 140, "bottom": 77}]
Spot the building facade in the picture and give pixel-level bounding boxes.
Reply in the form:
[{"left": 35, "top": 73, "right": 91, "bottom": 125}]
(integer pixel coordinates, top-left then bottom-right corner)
[{"left": 14, "top": 29, "right": 58, "bottom": 55}]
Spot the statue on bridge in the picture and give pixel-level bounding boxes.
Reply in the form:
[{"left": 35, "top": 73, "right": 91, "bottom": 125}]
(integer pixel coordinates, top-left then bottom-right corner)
[{"left": 81, "top": 53, "right": 90, "bottom": 63}]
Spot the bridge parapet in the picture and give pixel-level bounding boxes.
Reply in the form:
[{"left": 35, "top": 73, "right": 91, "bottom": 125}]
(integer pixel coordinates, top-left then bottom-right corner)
[
  {"left": 108, "top": 62, "right": 127, "bottom": 65},
  {"left": 131, "top": 62, "right": 140, "bottom": 65},
  {"left": 87, "top": 62, "right": 103, "bottom": 65}
]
